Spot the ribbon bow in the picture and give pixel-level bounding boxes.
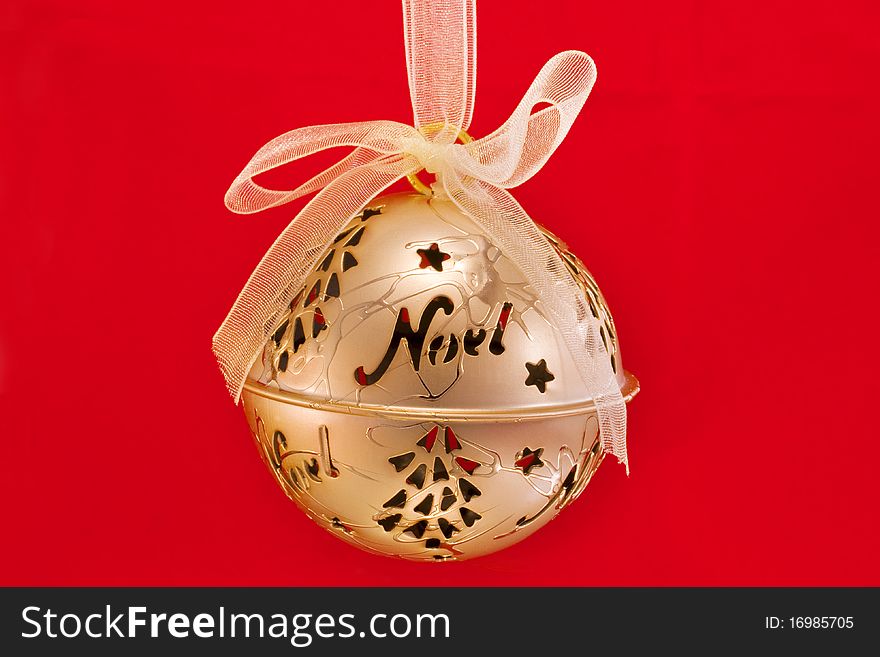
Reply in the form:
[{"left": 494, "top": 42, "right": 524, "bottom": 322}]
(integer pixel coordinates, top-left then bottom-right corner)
[{"left": 214, "top": 0, "right": 628, "bottom": 469}]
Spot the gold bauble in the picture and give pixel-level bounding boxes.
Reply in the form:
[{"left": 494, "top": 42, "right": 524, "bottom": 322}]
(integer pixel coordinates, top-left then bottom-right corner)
[{"left": 241, "top": 192, "right": 638, "bottom": 561}]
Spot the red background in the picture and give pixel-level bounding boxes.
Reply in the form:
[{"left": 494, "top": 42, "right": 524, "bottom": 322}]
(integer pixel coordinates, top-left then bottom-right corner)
[{"left": 2, "top": 0, "right": 879, "bottom": 586}]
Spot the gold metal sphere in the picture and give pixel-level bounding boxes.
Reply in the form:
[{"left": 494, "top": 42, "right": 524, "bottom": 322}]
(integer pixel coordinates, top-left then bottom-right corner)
[{"left": 241, "top": 192, "right": 638, "bottom": 561}]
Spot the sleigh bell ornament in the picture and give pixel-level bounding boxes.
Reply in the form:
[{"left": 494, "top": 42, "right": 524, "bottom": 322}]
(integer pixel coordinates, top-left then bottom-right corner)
[{"left": 214, "top": 0, "right": 639, "bottom": 561}]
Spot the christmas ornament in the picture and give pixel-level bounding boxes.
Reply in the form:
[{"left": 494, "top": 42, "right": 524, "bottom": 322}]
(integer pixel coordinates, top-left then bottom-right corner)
[{"left": 215, "top": 0, "right": 639, "bottom": 561}]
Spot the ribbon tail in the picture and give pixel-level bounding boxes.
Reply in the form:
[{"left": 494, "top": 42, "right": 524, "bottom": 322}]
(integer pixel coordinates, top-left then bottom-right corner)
[
  {"left": 441, "top": 171, "right": 628, "bottom": 471},
  {"left": 213, "top": 153, "right": 418, "bottom": 403}
]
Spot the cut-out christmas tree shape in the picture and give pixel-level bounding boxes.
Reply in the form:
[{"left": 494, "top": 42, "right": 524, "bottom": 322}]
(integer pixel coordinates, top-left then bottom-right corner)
[
  {"left": 406, "top": 463, "right": 428, "bottom": 489},
  {"left": 325, "top": 272, "right": 340, "bottom": 298},
  {"left": 318, "top": 249, "right": 335, "bottom": 272},
  {"left": 292, "top": 318, "right": 305, "bottom": 352},
  {"left": 272, "top": 320, "right": 289, "bottom": 345},
  {"left": 459, "top": 507, "right": 482, "bottom": 527},
  {"left": 438, "top": 517, "right": 459, "bottom": 539},
  {"left": 388, "top": 452, "right": 416, "bottom": 472},
  {"left": 458, "top": 478, "right": 481, "bottom": 502},
  {"left": 344, "top": 226, "right": 365, "bottom": 247},
  {"left": 455, "top": 456, "right": 480, "bottom": 475},
  {"left": 312, "top": 308, "right": 327, "bottom": 337},
  {"left": 342, "top": 252, "right": 358, "bottom": 271},
  {"left": 432, "top": 457, "right": 449, "bottom": 481},
  {"left": 417, "top": 426, "right": 439, "bottom": 452},
  {"left": 404, "top": 520, "right": 428, "bottom": 539},
  {"left": 381, "top": 423, "right": 485, "bottom": 546},
  {"left": 413, "top": 494, "right": 433, "bottom": 516},
  {"left": 440, "top": 487, "right": 457, "bottom": 510},
  {"left": 377, "top": 514, "right": 401, "bottom": 532},
  {"left": 305, "top": 280, "right": 321, "bottom": 307},
  {"left": 383, "top": 490, "right": 407, "bottom": 509},
  {"left": 444, "top": 427, "right": 461, "bottom": 452}
]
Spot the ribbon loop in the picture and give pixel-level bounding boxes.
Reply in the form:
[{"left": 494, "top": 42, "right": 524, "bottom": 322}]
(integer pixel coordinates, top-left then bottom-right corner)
[
  {"left": 225, "top": 121, "right": 420, "bottom": 215},
  {"left": 403, "top": 0, "right": 476, "bottom": 137},
  {"left": 214, "top": 0, "right": 628, "bottom": 470},
  {"left": 457, "top": 50, "right": 597, "bottom": 188}
]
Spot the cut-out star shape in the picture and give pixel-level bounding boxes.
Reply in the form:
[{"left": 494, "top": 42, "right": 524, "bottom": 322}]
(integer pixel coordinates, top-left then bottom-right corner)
[
  {"left": 525, "top": 359, "right": 555, "bottom": 393},
  {"left": 417, "top": 243, "right": 451, "bottom": 271},
  {"left": 514, "top": 447, "right": 544, "bottom": 475}
]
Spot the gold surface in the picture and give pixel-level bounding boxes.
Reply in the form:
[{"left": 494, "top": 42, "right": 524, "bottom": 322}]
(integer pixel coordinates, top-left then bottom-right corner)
[
  {"left": 241, "top": 192, "right": 638, "bottom": 561},
  {"left": 243, "top": 369, "right": 638, "bottom": 421}
]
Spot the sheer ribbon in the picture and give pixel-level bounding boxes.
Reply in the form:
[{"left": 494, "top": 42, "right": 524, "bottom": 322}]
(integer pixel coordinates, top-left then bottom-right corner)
[{"left": 214, "top": 0, "right": 628, "bottom": 470}]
